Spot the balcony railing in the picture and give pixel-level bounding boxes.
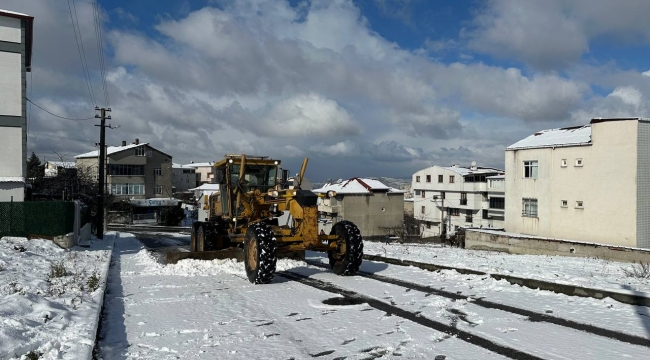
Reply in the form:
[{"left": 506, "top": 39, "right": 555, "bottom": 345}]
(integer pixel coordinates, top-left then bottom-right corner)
[
  {"left": 460, "top": 199, "right": 467, "bottom": 205},
  {"left": 465, "top": 216, "right": 473, "bottom": 223}
]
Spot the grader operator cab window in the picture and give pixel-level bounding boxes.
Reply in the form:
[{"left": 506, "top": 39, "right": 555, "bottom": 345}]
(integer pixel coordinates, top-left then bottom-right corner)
[{"left": 229, "top": 163, "right": 277, "bottom": 192}]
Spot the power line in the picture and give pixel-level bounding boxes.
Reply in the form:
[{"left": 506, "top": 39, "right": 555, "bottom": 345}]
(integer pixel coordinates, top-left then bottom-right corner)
[
  {"left": 26, "top": 98, "right": 95, "bottom": 121},
  {"left": 92, "top": 0, "right": 110, "bottom": 108},
  {"left": 67, "top": 0, "right": 96, "bottom": 106}
]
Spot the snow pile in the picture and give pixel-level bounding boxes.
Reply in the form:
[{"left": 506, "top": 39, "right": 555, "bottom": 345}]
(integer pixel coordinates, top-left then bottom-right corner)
[
  {"left": 0, "top": 237, "right": 111, "bottom": 360},
  {"left": 364, "top": 242, "right": 650, "bottom": 294}
]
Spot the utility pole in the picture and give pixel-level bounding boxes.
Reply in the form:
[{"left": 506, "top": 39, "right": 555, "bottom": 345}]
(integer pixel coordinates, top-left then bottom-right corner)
[{"left": 95, "top": 107, "right": 111, "bottom": 239}]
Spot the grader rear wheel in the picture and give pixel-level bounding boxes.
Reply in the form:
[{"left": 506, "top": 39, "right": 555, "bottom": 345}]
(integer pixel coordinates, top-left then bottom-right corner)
[
  {"left": 244, "top": 223, "right": 277, "bottom": 284},
  {"left": 190, "top": 225, "right": 197, "bottom": 252},
  {"left": 328, "top": 220, "right": 363, "bottom": 275},
  {"left": 196, "top": 226, "right": 206, "bottom": 252}
]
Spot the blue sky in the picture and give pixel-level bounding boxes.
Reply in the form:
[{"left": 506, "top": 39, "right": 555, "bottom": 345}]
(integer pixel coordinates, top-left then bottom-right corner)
[{"left": 5, "top": 0, "right": 650, "bottom": 180}]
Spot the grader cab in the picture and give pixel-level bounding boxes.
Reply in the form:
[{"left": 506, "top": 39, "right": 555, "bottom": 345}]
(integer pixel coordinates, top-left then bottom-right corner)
[{"left": 168, "top": 154, "right": 363, "bottom": 284}]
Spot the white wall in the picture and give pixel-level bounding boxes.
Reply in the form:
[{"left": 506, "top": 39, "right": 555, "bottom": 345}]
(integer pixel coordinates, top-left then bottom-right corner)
[
  {"left": 0, "top": 182, "right": 23, "bottom": 201},
  {"left": 0, "top": 127, "right": 22, "bottom": 177},
  {"left": 0, "top": 51, "right": 22, "bottom": 116},
  {"left": 0, "top": 16, "right": 21, "bottom": 43}
]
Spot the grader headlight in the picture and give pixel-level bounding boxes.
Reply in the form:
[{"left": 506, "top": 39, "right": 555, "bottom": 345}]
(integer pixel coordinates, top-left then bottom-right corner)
[{"left": 267, "top": 190, "right": 279, "bottom": 197}]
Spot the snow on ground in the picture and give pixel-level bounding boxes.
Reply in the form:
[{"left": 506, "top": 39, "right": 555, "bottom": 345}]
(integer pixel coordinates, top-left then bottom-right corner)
[
  {"left": 98, "top": 234, "right": 508, "bottom": 359},
  {"left": 364, "top": 241, "right": 650, "bottom": 295},
  {"left": 0, "top": 236, "right": 112, "bottom": 360}
]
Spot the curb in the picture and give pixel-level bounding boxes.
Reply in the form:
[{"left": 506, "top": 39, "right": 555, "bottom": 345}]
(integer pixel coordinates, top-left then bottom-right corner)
[
  {"left": 84, "top": 234, "right": 116, "bottom": 360},
  {"left": 362, "top": 254, "right": 650, "bottom": 307}
]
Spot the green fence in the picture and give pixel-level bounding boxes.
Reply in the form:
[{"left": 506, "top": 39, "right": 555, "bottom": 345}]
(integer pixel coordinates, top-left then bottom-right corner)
[{"left": 0, "top": 201, "right": 76, "bottom": 238}]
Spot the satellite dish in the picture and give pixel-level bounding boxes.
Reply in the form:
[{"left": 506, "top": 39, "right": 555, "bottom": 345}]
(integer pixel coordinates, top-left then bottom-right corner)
[{"left": 471, "top": 161, "right": 477, "bottom": 167}]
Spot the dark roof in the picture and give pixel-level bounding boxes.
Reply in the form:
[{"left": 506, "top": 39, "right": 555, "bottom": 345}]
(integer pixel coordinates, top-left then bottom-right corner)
[{"left": 0, "top": 9, "right": 34, "bottom": 71}]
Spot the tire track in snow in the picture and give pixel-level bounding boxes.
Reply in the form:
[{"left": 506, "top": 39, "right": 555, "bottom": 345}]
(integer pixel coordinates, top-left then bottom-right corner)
[
  {"left": 304, "top": 259, "right": 650, "bottom": 349},
  {"left": 278, "top": 271, "right": 545, "bottom": 360}
]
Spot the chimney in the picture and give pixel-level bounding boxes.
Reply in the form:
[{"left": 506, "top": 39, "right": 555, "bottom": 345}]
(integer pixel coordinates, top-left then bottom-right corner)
[
  {"left": 121, "top": 140, "right": 127, "bottom": 146},
  {"left": 135, "top": 138, "right": 139, "bottom": 145}
]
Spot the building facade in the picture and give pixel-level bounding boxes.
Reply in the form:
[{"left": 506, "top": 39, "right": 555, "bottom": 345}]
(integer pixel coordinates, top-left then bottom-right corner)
[
  {"left": 314, "top": 178, "right": 404, "bottom": 238},
  {"left": 75, "top": 140, "right": 173, "bottom": 200},
  {"left": 0, "top": 10, "right": 33, "bottom": 202},
  {"left": 184, "top": 162, "right": 214, "bottom": 187},
  {"left": 44, "top": 161, "right": 75, "bottom": 178},
  {"left": 505, "top": 118, "right": 650, "bottom": 248},
  {"left": 412, "top": 164, "right": 504, "bottom": 238},
  {"left": 172, "top": 163, "right": 196, "bottom": 192}
]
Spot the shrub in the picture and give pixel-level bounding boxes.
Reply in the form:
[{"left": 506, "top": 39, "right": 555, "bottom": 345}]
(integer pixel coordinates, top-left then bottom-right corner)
[
  {"left": 86, "top": 271, "right": 100, "bottom": 293},
  {"left": 621, "top": 262, "right": 650, "bottom": 279},
  {"left": 24, "top": 351, "right": 42, "bottom": 360},
  {"left": 49, "top": 261, "right": 68, "bottom": 279}
]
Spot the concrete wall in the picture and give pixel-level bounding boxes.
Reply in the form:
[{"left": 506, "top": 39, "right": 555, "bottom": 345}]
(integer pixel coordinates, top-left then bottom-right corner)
[
  {"left": 0, "top": 51, "right": 21, "bottom": 116},
  {"left": 466, "top": 229, "right": 650, "bottom": 263},
  {"left": 0, "top": 127, "right": 22, "bottom": 177},
  {"left": 505, "top": 120, "right": 639, "bottom": 247},
  {"left": 637, "top": 121, "right": 650, "bottom": 248},
  {"left": 338, "top": 192, "right": 404, "bottom": 237},
  {"left": 0, "top": 182, "right": 23, "bottom": 201}
]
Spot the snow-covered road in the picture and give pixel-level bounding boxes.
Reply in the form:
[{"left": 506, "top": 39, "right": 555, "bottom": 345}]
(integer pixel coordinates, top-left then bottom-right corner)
[{"left": 98, "top": 234, "right": 650, "bottom": 359}]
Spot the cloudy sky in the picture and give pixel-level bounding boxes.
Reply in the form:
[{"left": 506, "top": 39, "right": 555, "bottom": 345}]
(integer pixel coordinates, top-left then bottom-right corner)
[{"left": 5, "top": 0, "right": 650, "bottom": 180}]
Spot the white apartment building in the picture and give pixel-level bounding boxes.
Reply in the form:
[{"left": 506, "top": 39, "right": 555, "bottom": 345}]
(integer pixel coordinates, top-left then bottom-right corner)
[
  {"left": 412, "top": 164, "right": 504, "bottom": 238},
  {"left": 184, "top": 162, "right": 213, "bottom": 187},
  {"left": 505, "top": 118, "right": 650, "bottom": 248},
  {"left": 172, "top": 163, "right": 196, "bottom": 192},
  {"left": 0, "top": 10, "right": 33, "bottom": 201}
]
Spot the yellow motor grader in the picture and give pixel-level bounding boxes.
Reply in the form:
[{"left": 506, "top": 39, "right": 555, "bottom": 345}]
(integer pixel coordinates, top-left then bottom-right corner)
[{"left": 167, "top": 154, "right": 363, "bottom": 284}]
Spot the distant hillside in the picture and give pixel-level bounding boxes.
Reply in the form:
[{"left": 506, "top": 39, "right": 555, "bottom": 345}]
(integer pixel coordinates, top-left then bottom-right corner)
[{"left": 312, "top": 176, "right": 411, "bottom": 190}]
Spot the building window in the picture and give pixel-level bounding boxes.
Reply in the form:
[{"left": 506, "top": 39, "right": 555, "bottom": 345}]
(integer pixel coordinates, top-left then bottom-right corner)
[
  {"left": 448, "top": 208, "right": 459, "bottom": 216},
  {"left": 460, "top": 192, "right": 467, "bottom": 205},
  {"left": 421, "top": 206, "right": 426, "bottom": 214},
  {"left": 416, "top": 175, "right": 421, "bottom": 182},
  {"left": 482, "top": 209, "right": 489, "bottom": 219},
  {"left": 449, "top": 175, "right": 455, "bottom": 183},
  {"left": 489, "top": 197, "right": 505, "bottom": 209},
  {"left": 438, "top": 175, "right": 443, "bottom": 183},
  {"left": 482, "top": 192, "right": 488, "bottom": 202},
  {"left": 575, "top": 159, "right": 583, "bottom": 167},
  {"left": 135, "top": 147, "right": 145, "bottom": 156},
  {"left": 522, "top": 198, "right": 538, "bottom": 217},
  {"left": 465, "top": 209, "right": 473, "bottom": 223},
  {"left": 524, "top": 161, "right": 538, "bottom": 178},
  {"left": 421, "top": 190, "right": 426, "bottom": 198},
  {"left": 426, "top": 175, "right": 431, "bottom": 183},
  {"left": 182, "top": 169, "right": 194, "bottom": 174},
  {"left": 108, "top": 164, "right": 145, "bottom": 176},
  {"left": 561, "top": 200, "right": 568, "bottom": 207},
  {"left": 415, "top": 190, "right": 421, "bottom": 196},
  {"left": 561, "top": 159, "right": 567, "bottom": 167},
  {"left": 426, "top": 222, "right": 431, "bottom": 229},
  {"left": 154, "top": 185, "right": 163, "bottom": 194},
  {"left": 154, "top": 167, "right": 162, "bottom": 176},
  {"left": 110, "top": 183, "right": 145, "bottom": 195},
  {"left": 576, "top": 201, "right": 584, "bottom": 209}
]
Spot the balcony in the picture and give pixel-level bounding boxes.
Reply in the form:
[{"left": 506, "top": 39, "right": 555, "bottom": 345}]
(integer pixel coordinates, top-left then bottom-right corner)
[{"left": 460, "top": 199, "right": 467, "bottom": 205}]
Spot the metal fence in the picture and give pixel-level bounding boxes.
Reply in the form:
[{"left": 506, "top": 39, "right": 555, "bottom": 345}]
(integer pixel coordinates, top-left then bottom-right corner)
[{"left": 0, "top": 201, "right": 76, "bottom": 238}]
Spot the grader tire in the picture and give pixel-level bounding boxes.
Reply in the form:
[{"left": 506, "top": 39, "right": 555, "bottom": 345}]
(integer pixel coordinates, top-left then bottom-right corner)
[
  {"left": 190, "top": 225, "right": 198, "bottom": 252},
  {"left": 244, "top": 223, "right": 277, "bottom": 284},
  {"left": 328, "top": 220, "right": 363, "bottom": 276}
]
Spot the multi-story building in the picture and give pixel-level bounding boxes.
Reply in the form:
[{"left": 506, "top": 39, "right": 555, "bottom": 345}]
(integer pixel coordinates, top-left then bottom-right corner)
[
  {"left": 505, "top": 118, "right": 650, "bottom": 248},
  {"left": 184, "top": 162, "right": 214, "bottom": 187},
  {"left": 412, "top": 164, "right": 504, "bottom": 237},
  {"left": 75, "top": 139, "right": 173, "bottom": 199},
  {"left": 313, "top": 178, "right": 404, "bottom": 238},
  {"left": 0, "top": 9, "right": 33, "bottom": 202},
  {"left": 172, "top": 163, "right": 196, "bottom": 192}
]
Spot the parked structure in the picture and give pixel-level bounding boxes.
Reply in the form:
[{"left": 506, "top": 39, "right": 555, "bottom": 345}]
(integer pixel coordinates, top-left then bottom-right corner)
[
  {"left": 44, "top": 161, "right": 75, "bottom": 178},
  {"left": 75, "top": 139, "right": 173, "bottom": 199},
  {"left": 411, "top": 163, "right": 504, "bottom": 238},
  {"left": 172, "top": 163, "right": 196, "bottom": 192},
  {"left": 184, "top": 162, "right": 213, "bottom": 187},
  {"left": 314, "top": 178, "right": 404, "bottom": 238},
  {"left": 0, "top": 10, "right": 33, "bottom": 202},
  {"left": 505, "top": 118, "right": 650, "bottom": 248}
]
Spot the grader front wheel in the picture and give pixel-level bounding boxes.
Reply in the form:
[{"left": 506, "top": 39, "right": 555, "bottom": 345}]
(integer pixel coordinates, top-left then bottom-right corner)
[
  {"left": 244, "top": 224, "right": 277, "bottom": 284},
  {"left": 328, "top": 220, "right": 363, "bottom": 275}
]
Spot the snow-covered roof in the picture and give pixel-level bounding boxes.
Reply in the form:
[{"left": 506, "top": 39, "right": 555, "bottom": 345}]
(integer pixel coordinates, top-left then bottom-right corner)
[
  {"left": 507, "top": 125, "right": 592, "bottom": 150},
  {"left": 444, "top": 166, "right": 503, "bottom": 176},
  {"left": 184, "top": 162, "right": 214, "bottom": 168},
  {"left": 487, "top": 175, "right": 505, "bottom": 179},
  {"left": 189, "top": 184, "right": 220, "bottom": 192},
  {"left": 0, "top": 177, "right": 24, "bottom": 183},
  {"left": 313, "top": 178, "right": 403, "bottom": 194},
  {"left": 173, "top": 163, "right": 195, "bottom": 169},
  {"left": 0, "top": 9, "right": 31, "bottom": 17},
  {"left": 46, "top": 161, "right": 76, "bottom": 168},
  {"left": 75, "top": 143, "right": 147, "bottom": 159}
]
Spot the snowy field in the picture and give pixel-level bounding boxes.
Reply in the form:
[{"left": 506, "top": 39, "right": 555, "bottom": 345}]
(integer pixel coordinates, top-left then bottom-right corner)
[
  {"left": 364, "top": 241, "right": 650, "bottom": 295},
  {"left": 0, "top": 236, "right": 112, "bottom": 360}
]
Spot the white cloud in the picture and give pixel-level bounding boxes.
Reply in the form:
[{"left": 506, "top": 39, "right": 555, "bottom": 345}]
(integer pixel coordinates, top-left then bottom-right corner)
[{"left": 608, "top": 87, "right": 642, "bottom": 107}]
